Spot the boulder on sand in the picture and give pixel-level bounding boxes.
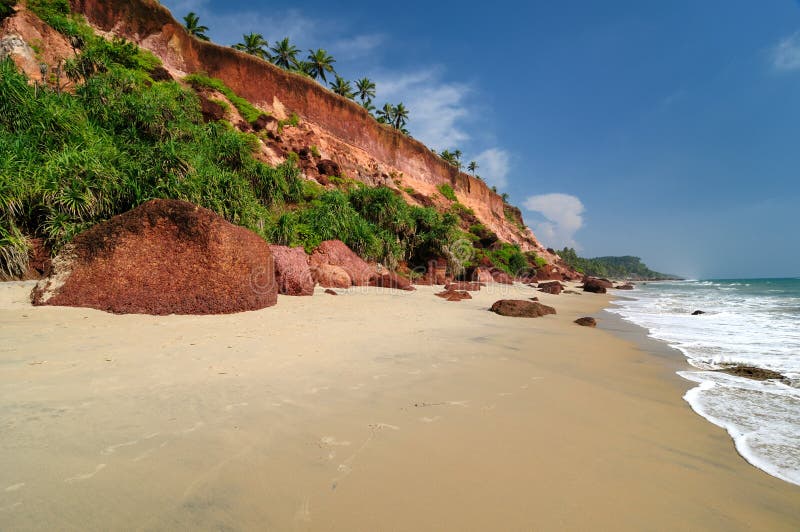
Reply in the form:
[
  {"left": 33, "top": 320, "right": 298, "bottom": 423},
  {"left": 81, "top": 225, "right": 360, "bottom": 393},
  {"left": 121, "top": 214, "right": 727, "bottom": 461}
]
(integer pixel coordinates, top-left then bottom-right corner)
[
  {"left": 574, "top": 317, "right": 597, "bottom": 327},
  {"left": 538, "top": 281, "right": 564, "bottom": 295},
  {"left": 582, "top": 278, "right": 610, "bottom": 294},
  {"left": 31, "top": 199, "right": 277, "bottom": 315},
  {"left": 445, "top": 282, "right": 483, "bottom": 292},
  {"left": 489, "top": 299, "right": 556, "bottom": 318},
  {"left": 269, "top": 245, "right": 314, "bottom": 296},
  {"left": 310, "top": 240, "right": 376, "bottom": 286},
  {"left": 435, "top": 289, "right": 472, "bottom": 302},
  {"left": 371, "top": 272, "right": 415, "bottom": 291},
  {"left": 312, "top": 263, "right": 351, "bottom": 288},
  {"left": 491, "top": 269, "right": 514, "bottom": 285}
]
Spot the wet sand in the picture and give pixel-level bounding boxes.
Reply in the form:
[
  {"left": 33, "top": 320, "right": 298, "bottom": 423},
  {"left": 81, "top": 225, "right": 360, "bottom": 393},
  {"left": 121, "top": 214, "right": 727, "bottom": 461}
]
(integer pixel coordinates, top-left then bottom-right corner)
[{"left": 1, "top": 281, "right": 798, "bottom": 530}]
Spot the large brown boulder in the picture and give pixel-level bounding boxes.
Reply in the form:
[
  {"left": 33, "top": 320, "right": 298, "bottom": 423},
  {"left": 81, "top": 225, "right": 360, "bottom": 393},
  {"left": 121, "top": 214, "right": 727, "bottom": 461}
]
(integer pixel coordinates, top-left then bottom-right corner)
[
  {"left": 269, "top": 245, "right": 314, "bottom": 296},
  {"left": 317, "top": 159, "right": 341, "bottom": 178},
  {"left": 491, "top": 269, "right": 514, "bottom": 285},
  {"left": 535, "top": 264, "right": 564, "bottom": 281},
  {"left": 31, "top": 199, "right": 277, "bottom": 315},
  {"left": 312, "top": 263, "right": 351, "bottom": 288},
  {"left": 574, "top": 317, "right": 597, "bottom": 327},
  {"left": 371, "top": 272, "right": 415, "bottom": 291},
  {"left": 310, "top": 240, "right": 376, "bottom": 286},
  {"left": 538, "top": 281, "right": 564, "bottom": 295},
  {"left": 435, "top": 289, "right": 472, "bottom": 302},
  {"left": 583, "top": 278, "right": 610, "bottom": 294},
  {"left": 489, "top": 300, "right": 556, "bottom": 318}
]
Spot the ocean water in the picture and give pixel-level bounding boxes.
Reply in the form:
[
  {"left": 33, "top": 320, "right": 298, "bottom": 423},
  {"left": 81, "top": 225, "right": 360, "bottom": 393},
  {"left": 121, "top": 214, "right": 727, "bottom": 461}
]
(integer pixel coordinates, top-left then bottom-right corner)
[{"left": 608, "top": 279, "right": 800, "bottom": 486}]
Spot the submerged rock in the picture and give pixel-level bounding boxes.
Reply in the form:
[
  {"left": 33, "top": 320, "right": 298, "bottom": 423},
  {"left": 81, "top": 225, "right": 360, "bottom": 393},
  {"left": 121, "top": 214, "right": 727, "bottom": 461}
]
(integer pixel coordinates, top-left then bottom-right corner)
[
  {"left": 31, "top": 199, "right": 277, "bottom": 315},
  {"left": 716, "top": 365, "right": 786, "bottom": 382},
  {"left": 692, "top": 310, "right": 706, "bottom": 316},
  {"left": 574, "top": 317, "right": 597, "bottom": 327},
  {"left": 615, "top": 283, "right": 635, "bottom": 290},
  {"left": 489, "top": 299, "right": 556, "bottom": 318}
]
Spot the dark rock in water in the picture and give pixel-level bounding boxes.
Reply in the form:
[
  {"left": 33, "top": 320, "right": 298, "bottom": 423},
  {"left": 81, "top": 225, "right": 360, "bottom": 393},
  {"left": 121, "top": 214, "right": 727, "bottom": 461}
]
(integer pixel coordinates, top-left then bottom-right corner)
[
  {"left": 489, "top": 299, "right": 556, "bottom": 318},
  {"left": 574, "top": 317, "right": 597, "bottom": 327},
  {"left": 324, "top": 289, "right": 338, "bottom": 296},
  {"left": 717, "top": 365, "right": 785, "bottom": 382},
  {"left": 615, "top": 283, "right": 635, "bottom": 290},
  {"left": 692, "top": 310, "right": 706, "bottom": 316},
  {"left": 31, "top": 199, "right": 277, "bottom": 315}
]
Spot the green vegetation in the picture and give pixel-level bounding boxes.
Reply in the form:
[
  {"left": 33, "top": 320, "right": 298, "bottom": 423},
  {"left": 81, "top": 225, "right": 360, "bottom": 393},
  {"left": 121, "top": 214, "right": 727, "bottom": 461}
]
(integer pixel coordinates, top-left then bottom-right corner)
[
  {"left": 376, "top": 103, "right": 409, "bottom": 133},
  {"left": 329, "top": 75, "right": 355, "bottom": 99},
  {"left": 277, "top": 112, "right": 300, "bottom": 133},
  {"left": 437, "top": 183, "right": 457, "bottom": 202},
  {"left": 467, "top": 160, "right": 478, "bottom": 175},
  {"left": 269, "top": 37, "right": 300, "bottom": 70},
  {"left": 558, "top": 248, "right": 677, "bottom": 280},
  {"left": 0, "top": 10, "right": 463, "bottom": 276},
  {"left": 439, "top": 149, "right": 463, "bottom": 170},
  {"left": 184, "top": 73, "right": 263, "bottom": 124},
  {"left": 484, "top": 243, "right": 529, "bottom": 276},
  {"left": 306, "top": 48, "right": 336, "bottom": 83},
  {"left": 182, "top": 12, "right": 209, "bottom": 41},
  {"left": 1, "top": 0, "right": 16, "bottom": 21},
  {"left": 309, "top": 145, "right": 320, "bottom": 158}
]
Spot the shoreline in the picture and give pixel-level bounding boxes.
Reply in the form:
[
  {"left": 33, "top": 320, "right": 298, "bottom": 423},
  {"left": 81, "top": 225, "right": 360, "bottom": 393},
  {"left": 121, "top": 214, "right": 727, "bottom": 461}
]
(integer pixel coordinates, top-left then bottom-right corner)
[{"left": 1, "top": 281, "right": 798, "bottom": 530}]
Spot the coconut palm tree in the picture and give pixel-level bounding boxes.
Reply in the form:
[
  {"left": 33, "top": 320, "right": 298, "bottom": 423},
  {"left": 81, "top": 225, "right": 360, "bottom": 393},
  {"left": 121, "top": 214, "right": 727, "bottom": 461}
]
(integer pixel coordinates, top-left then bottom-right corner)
[
  {"left": 329, "top": 76, "right": 355, "bottom": 99},
  {"left": 270, "top": 37, "right": 300, "bottom": 70},
  {"left": 355, "top": 77, "right": 376, "bottom": 103},
  {"left": 468, "top": 161, "right": 478, "bottom": 175},
  {"left": 392, "top": 103, "right": 409, "bottom": 130},
  {"left": 183, "top": 12, "right": 210, "bottom": 41},
  {"left": 306, "top": 49, "right": 336, "bottom": 83},
  {"left": 233, "top": 33, "right": 270, "bottom": 60},
  {"left": 376, "top": 103, "right": 395, "bottom": 125}
]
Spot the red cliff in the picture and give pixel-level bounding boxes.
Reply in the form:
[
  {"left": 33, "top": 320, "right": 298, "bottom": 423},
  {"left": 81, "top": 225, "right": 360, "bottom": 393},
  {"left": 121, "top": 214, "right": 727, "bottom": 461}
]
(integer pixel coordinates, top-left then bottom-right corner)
[{"left": 65, "top": 0, "right": 562, "bottom": 262}]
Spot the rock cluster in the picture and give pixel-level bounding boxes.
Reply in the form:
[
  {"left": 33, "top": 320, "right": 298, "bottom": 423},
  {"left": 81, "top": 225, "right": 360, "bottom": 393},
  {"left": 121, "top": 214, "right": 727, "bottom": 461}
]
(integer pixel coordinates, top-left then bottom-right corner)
[
  {"left": 538, "top": 281, "right": 564, "bottom": 295},
  {"left": 269, "top": 245, "right": 314, "bottom": 296},
  {"left": 310, "top": 240, "right": 376, "bottom": 287}
]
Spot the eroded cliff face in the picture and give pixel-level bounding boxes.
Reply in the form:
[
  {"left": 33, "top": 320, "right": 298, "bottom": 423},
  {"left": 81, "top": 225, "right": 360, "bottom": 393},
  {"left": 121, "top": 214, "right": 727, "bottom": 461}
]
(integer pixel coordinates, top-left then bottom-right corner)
[{"left": 67, "top": 0, "right": 556, "bottom": 258}]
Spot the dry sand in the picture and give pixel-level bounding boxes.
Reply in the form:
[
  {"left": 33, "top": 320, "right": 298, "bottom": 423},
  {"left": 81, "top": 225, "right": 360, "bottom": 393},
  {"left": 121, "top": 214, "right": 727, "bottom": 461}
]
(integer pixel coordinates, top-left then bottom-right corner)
[{"left": 0, "top": 281, "right": 798, "bottom": 530}]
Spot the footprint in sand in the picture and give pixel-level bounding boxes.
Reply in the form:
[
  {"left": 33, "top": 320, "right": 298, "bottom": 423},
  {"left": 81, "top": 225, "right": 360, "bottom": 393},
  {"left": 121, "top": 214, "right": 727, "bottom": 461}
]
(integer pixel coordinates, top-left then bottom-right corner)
[
  {"left": 179, "top": 422, "right": 204, "bottom": 434},
  {"left": 447, "top": 401, "right": 470, "bottom": 408},
  {"left": 65, "top": 464, "right": 106, "bottom": 484},
  {"left": 0, "top": 502, "right": 22, "bottom": 512},
  {"left": 294, "top": 498, "right": 311, "bottom": 523},
  {"left": 519, "top": 384, "right": 529, "bottom": 390},
  {"left": 102, "top": 439, "right": 139, "bottom": 455},
  {"left": 370, "top": 423, "right": 400, "bottom": 431},
  {"left": 307, "top": 387, "right": 329, "bottom": 395},
  {"left": 349, "top": 383, "right": 365, "bottom": 390},
  {"left": 224, "top": 402, "right": 249, "bottom": 411},
  {"left": 407, "top": 369, "right": 422, "bottom": 375},
  {"left": 5, "top": 483, "right": 24, "bottom": 492},
  {"left": 420, "top": 416, "right": 441, "bottom": 423},
  {"left": 372, "top": 374, "right": 388, "bottom": 380},
  {"left": 498, "top": 392, "right": 513, "bottom": 397},
  {"left": 321, "top": 436, "right": 351, "bottom": 447}
]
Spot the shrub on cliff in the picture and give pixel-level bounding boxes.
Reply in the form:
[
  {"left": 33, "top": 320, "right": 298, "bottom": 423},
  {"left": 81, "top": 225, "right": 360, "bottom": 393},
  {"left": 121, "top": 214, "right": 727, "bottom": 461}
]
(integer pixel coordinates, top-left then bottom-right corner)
[{"left": 437, "top": 183, "right": 457, "bottom": 202}]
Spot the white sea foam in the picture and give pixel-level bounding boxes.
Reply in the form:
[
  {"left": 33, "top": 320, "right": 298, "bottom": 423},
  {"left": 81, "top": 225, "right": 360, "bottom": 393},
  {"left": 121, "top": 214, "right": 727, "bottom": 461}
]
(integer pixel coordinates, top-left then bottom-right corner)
[{"left": 609, "top": 279, "right": 800, "bottom": 486}]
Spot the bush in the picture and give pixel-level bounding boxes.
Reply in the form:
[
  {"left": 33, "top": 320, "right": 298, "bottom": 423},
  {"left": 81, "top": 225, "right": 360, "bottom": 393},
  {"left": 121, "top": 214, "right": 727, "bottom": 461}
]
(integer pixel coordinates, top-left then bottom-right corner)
[
  {"left": 184, "top": 73, "right": 264, "bottom": 124},
  {"left": 0, "top": 0, "right": 17, "bottom": 21},
  {"left": 437, "top": 183, "right": 457, "bottom": 201}
]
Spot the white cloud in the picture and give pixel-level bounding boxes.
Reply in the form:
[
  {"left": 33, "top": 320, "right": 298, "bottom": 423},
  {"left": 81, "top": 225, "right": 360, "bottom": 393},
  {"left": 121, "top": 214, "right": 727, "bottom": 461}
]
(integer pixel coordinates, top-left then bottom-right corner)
[
  {"left": 472, "top": 148, "right": 511, "bottom": 189},
  {"left": 772, "top": 31, "right": 800, "bottom": 71},
  {"left": 374, "top": 69, "right": 471, "bottom": 150},
  {"left": 331, "top": 34, "right": 385, "bottom": 61},
  {"left": 522, "top": 193, "right": 585, "bottom": 248}
]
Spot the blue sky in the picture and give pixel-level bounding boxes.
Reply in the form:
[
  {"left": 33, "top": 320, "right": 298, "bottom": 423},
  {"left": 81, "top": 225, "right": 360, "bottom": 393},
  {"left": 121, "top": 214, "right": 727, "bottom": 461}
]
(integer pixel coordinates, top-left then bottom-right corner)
[{"left": 161, "top": 0, "right": 800, "bottom": 278}]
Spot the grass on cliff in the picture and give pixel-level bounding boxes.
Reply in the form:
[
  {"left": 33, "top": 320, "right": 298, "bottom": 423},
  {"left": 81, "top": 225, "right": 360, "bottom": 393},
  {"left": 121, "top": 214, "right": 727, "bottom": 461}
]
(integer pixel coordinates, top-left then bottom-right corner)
[
  {"left": 0, "top": 25, "right": 460, "bottom": 276},
  {"left": 184, "top": 73, "right": 264, "bottom": 125}
]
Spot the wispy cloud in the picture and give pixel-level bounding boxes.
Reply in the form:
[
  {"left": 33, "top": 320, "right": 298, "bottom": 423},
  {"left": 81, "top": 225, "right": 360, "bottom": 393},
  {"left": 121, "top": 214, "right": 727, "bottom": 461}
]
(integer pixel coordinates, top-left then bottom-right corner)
[
  {"left": 522, "top": 193, "right": 585, "bottom": 248},
  {"left": 374, "top": 69, "right": 471, "bottom": 151},
  {"left": 771, "top": 31, "right": 800, "bottom": 71},
  {"left": 472, "top": 148, "right": 511, "bottom": 189},
  {"left": 330, "top": 34, "right": 385, "bottom": 61}
]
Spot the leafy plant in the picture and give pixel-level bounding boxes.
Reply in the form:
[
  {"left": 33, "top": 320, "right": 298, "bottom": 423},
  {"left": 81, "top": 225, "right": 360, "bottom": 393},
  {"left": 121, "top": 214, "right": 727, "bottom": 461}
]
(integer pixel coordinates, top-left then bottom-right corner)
[
  {"left": 437, "top": 183, "right": 457, "bottom": 202},
  {"left": 184, "top": 73, "right": 264, "bottom": 124}
]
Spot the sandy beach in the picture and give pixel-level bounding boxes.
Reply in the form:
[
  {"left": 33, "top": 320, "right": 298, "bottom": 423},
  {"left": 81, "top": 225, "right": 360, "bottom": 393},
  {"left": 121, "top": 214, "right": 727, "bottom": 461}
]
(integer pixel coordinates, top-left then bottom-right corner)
[{"left": 1, "top": 281, "right": 798, "bottom": 531}]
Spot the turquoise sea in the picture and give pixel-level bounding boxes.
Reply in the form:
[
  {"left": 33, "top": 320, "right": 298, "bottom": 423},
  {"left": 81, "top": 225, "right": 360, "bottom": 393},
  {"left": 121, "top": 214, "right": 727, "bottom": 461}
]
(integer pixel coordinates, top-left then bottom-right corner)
[{"left": 608, "top": 278, "right": 800, "bottom": 486}]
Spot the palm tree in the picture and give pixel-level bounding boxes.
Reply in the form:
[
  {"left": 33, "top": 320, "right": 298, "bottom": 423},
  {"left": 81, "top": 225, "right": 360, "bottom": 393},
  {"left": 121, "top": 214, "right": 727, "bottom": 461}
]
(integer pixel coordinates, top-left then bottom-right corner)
[
  {"left": 330, "top": 76, "right": 355, "bottom": 99},
  {"left": 392, "top": 103, "right": 409, "bottom": 130},
  {"left": 183, "top": 12, "right": 210, "bottom": 41},
  {"left": 306, "top": 49, "right": 336, "bottom": 83},
  {"left": 270, "top": 37, "right": 299, "bottom": 70},
  {"left": 376, "top": 103, "right": 395, "bottom": 125},
  {"left": 355, "top": 77, "right": 376, "bottom": 103},
  {"left": 468, "top": 161, "right": 478, "bottom": 175},
  {"left": 452, "top": 149, "right": 463, "bottom": 170},
  {"left": 440, "top": 150, "right": 458, "bottom": 167},
  {"left": 233, "top": 33, "right": 270, "bottom": 60},
  {"left": 361, "top": 98, "right": 376, "bottom": 113},
  {"left": 501, "top": 192, "right": 510, "bottom": 203}
]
